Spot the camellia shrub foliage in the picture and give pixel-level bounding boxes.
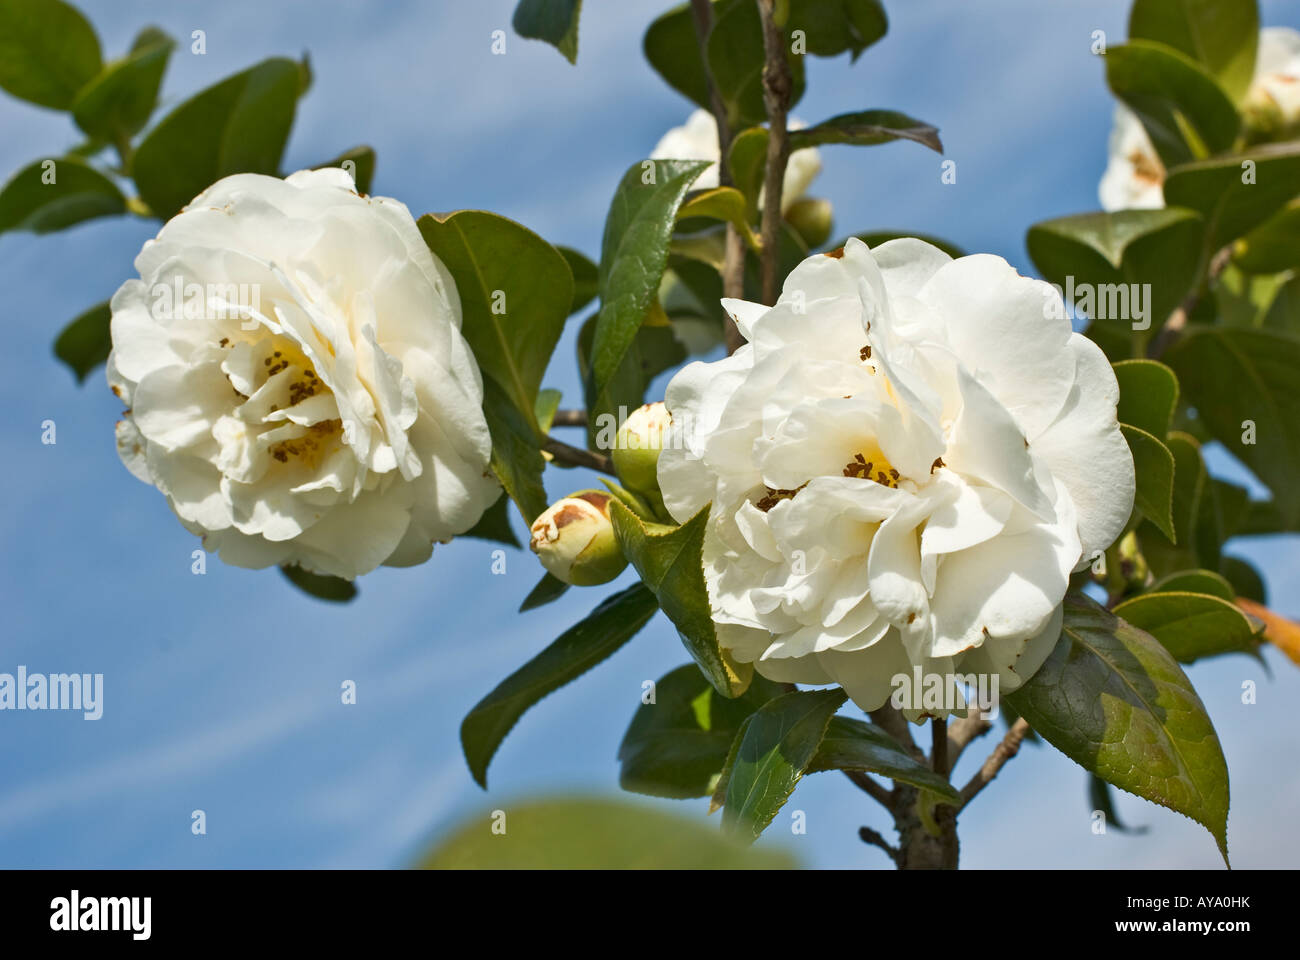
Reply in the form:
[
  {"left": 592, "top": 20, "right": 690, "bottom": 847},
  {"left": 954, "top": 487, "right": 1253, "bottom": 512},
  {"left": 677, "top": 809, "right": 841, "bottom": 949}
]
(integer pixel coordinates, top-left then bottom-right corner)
[{"left": 3, "top": 0, "right": 1298, "bottom": 868}]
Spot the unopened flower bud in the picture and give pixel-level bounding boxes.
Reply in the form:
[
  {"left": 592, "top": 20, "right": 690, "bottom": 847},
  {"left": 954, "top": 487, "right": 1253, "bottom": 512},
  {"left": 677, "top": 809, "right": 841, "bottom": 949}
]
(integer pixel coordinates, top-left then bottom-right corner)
[
  {"left": 784, "top": 196, "right": 834, "bottom": 250},
  {"left": 612, "top": 402, "right": 670, "bottom": 496},
  {"left": 529, "top": 490, "right": 627, "bottom": 586}
]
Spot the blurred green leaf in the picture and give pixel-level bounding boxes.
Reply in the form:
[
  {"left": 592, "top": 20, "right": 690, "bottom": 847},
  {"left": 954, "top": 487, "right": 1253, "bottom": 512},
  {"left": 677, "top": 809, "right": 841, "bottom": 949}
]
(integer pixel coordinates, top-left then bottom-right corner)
[
  {"left": 1150, "top": 568, "right": 1235, "bottom": 601},
  {"left": 460, "top": 583, "right": 659, "bottom": 787},
  {"left": 1166, "top": 326, "right": 1300, "bottom": 525},
  {"left": 1105, "top": 40, "right": 1240, "bottom": 166},
  {"left": 1129, "top": 0, "right": 1258, "bottom": 102},
  {"left": 1233, "top": 200, "right": 1300, "bottom": 274},
  {"left": 786, "top": 0, "right": 887, "bottom": 60},
  {"left": 719, "top": 688, "right": 846, "bottom": 843},
  {"left": 0, "top": 155, "right": 125, "bottom": 234},
  {"left": 1007, "top": 592, "right": 1230, "bottom": 864},
  {"left": 618, "top": 663, "right": 784, "bottom": 799},
  {"left": 610, "top": 500, "right": 751, "bottom": 698},
  {"left": 706, "top": 0, "right": 806, "bottom": 127},
  {"left": 312, "top": 145, "right": 375, "bottom": 195},
  {"left": 71, "top": 26, "right": 174, "bottom": 143},
  {"left": 519, "top": 571, "right": 569, "bottom": 612},
  {"left": 1140, "top": 431, "right": 1221, "bottom": 574},
  {"left": 420, "top": 795, "right": 796, "bottom": 868},
  {"left": 790, "top": 109, "right": 942, "bottom": 153},
  {"left": 1163, "top": 143, "right": 1300, "bottom": 252},
  {"left": 0, "top": 0, "right": 101, "bottom": 110},
  {"left": 279, "top": 564, "right": 357, "bottom": 602},
  {"left": 556, "top": 245, "right": 597, "bottom": 315},
  {"left": 53, "top": 300, "right": 111, "bottom": 383},
  {"left": 513, "top": 0, "right": 583, "bottom": 64},
  {"left": 133, "top": 57, "right": 303, "bottom": 218}
]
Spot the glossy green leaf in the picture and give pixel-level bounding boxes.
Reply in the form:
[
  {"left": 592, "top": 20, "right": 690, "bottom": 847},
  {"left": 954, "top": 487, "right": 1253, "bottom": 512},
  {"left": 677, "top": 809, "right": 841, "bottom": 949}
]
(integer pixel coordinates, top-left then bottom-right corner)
[
  {"left": 1114, "top": 590, "right": 1261, "bottom": 662},
  {"left": 512, "top": 0, "right": 583, "bottom": 63},
  {"left": 519, "top": 571, "right": 569, "bottom": 612},
  {"left": 460, "top": 583, "right": 659, "bottom": 787},
  {"left": 807, "top": 716, "right": 961, "bottom": 804},
  {"left": 482, "top": 378, "right": 548, "bottom": 524},
  {"left": 720, "top": 688, "right": 847, "bottom": 843},
  {"left": 420, "top": 796, "right": 796, "bottom": 868},
  {"left": 1163, "top": 143, "right": 1300, "bottom": 252},
  {"left": 1113, "top": 358, "right": 1179, "bottom": 438},
  {"left": 1027, "top": 208, "right": 1203, "bottom": 343},
  {"left": 1105, "top": 40, "right": 1240, "bottom": 166},
  {"left": 609, "top": 500, "right": 750, "bottom": 698},
  {"left": 313, "top": 145, "right": 375, "bottom": 195},
  {"left": 1129, "top": 0, "right": 1258, "bottom": 101},
  {"left": 790, "top": 110, "right": 942, "bottom": 153},
  {"left": 1121, "top": 424, "right": 1177, "bottom": 541},
  {"left": 1150, "top": 568, "right": 1235, "bottom": 601},
  {"left": 461, "top": 492, "right": 521, "bottom": 548},
  {"left": 133, "top": 57, "right": 302, "bottom": 218},
  {"left": 1007, "top": 592, "right": 1230, "bottom": 863},
  {"left": 53, "top": 300, "right": 111, "bottom": 383},
  {"left": 0, "top": 155, "right": 125, "bottom": 234},
  {"left": 71, "top": 26, "right": 174, "bottom": 142},
  {"left": 0, "top": 0, "right": 101, "bottom": 110},
  {"left": 280, "top": 564, "right": 357, "bottom": 602},
  {"left": 678, "top": 186, "right": 758, "bottom": 247},
  {"left": 589, "top": 159, "right": 708, "bottom": 438},
  {"left": 1165, "top": 326, "right": 1300, "bottom": 525},
  {"left": 618, "top": 663, "right": 783, "bottom": 799},
  {"left": 556, "top": 245, "right": 597, "bottom": 315}
]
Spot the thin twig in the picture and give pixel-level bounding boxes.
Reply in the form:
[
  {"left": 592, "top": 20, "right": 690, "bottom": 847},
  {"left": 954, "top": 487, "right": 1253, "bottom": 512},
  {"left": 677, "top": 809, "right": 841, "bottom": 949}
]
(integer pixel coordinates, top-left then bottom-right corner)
[
  {"left": 549, "top": 409, "right": 587, "bottom": 428},
  {"left": 688, "top": 0, "right": 746, "bottom": 349},
  {"left": 857, "top": 826, "right": 901, "bottom": 866},
  {"left": 946, "top": 710, "right": 993, "bottom": 768},
  {"left": 958, "top": 717, "right": 1032, "bottom": 809},
  {"left": 842, "top": 769, "right": 893, "bottom": 809},
  {"left": 756, "top": 0, "right": 792, "bottom": 306},
  {"left": 542, "top": 436, "right": 615, "bottom": 475},
  {"left": 931, "top": 717, "right": 949, "bottom": 777}
]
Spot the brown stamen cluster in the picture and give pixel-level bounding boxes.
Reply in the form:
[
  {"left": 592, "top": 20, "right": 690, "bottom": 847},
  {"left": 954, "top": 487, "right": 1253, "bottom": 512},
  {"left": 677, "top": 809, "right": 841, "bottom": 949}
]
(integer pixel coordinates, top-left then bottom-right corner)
[
  {"left": 843, "top": 453, "right": 899, "bottom": 488},
  {"left": 269, "top": 419, "right": 342, "bottom": 466},
  {"left": 756, "top": 483, "right": 807, "bottom": 512}
]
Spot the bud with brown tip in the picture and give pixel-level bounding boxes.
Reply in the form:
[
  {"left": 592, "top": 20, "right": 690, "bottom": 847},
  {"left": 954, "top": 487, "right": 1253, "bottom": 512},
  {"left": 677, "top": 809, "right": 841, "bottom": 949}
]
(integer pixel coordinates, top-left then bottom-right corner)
[{"left": 529, "top": 490, "right": 628, "bottom": 586}]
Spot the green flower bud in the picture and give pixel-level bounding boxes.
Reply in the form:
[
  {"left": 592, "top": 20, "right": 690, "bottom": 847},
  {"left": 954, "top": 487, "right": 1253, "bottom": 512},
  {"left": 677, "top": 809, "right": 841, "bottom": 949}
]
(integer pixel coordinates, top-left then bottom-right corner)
[
  {"left": 529, "top": 490, "right": 628, "bottom": 586},
  {"left": 784, "top": 196, "right": 834, "bottom": 250},
  {"left": 612, "top": 402, "right": 670, "bottom": 496}
]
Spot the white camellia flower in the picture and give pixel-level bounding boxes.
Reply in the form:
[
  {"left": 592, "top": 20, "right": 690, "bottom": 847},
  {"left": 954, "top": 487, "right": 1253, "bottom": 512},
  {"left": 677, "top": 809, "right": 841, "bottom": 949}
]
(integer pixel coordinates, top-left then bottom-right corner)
[
  {"left": 108, "top": 168, "right": 500, "bottom": 580},
  {"left": 658, "top": 238, "right": 1134, "bottom": 718},
  {"left": 1100, "top": 26, "right": 1300, "bottom": 211},
  {"left": 651, "top": 108, "right": 822, "bottom": 213}
]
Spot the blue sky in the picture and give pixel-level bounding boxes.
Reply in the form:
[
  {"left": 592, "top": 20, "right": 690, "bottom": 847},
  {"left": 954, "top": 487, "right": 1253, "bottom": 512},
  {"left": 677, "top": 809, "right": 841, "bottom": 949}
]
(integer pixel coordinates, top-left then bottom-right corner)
[{"left": 1, "top": 0, "right": 1297, "bottom": 869}]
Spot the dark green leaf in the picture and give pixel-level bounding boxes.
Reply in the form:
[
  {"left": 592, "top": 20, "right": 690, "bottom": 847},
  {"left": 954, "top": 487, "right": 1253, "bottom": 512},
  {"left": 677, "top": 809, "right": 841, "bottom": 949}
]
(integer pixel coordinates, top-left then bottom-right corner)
[
  {"left": 53, "top": 300, "right": 111, "bottom": 383},
  {"left": 1123, "top": 424, "right": 1176, "bottom": 540},
  {"left": 460, "top": 582, "right": 659, "bottom": 787},
  {"left": 1114, "top": 589, "right": 1261, "bottom": 662},
  {"left": 643, "top": 1, "right": 715, "bottom": 113},
  {"left": 0, "top": 155, "right": 125, "bottom": 234},
  {"left": 1150, "top": 568, "right": 1235, "bottom": 602},
  {"left": 519, "top": 572, "right": 569, "bottom": 612},
  {"left": 280, "top": 564, "right": 357, "bottom": 602},
  {"left": 727, "top": 126, "right": 769, "bottom": 216},
  {"left": 482, "top": 378, "right": 549, "bottom": 525},
  {"left": 787, "top": 0, "right": 887, "bottom": 60},
  {"left": 1219, "top": 554, "right": 1267, "bottom": 602},
  {"left": 720, "top": 688, "right": 847, "bottom": 843},
  {"left": 706, "top": 0, "right": 806, "bottom": 126},
  {"left": 808, "top": 716, "right": 961, "bottom": 803},
  {"left": 1163, "top": 143, "right": 1300, "bottom": 252},
  {"left": 513, "top": 0, "right": 583, "bottom": 64},
  {"left": 133, "top": 57, "right": 302, "bottom": 219},
  {"left": 0, "top": 0, "right": 101, "bottom": 110},
  {"left": 618, "top": 663, "right": 783, "bottom": 799},
  {"left": 556, "top": 245, "right": 597, "bottom": 315},
  {"left": 609, "top": 500, "right": 750, "bottom": 697},
  {"left": 1105, "top": 40, "right": 1240, "bottom": 166},
  {"left": 420, "top": 796, "right": 796, "bottom": 868},
  {"left": 71, "top": 26, "right": 174, "bottom": 141},
  {"left": 1233, "top": 200, "right": 1300, "bottom": 274},
  {"left": 1165, "top": 326, "right": 1300, "bottom": 525},
  {"left": 1090, "top": 773, "right": 1149, "bottom": 834},
  {"left": 1129, "top": 0, "right": 1258, "bottom": 101},
  {"left": 312, "top": 145, "right": 375, "bottom": 195},
  {"left": 1007, "top": 592, "right": 1230, "bottom": 863},
  {"left": 790, "top": 110, "right": 942, "bottom": 153}
]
